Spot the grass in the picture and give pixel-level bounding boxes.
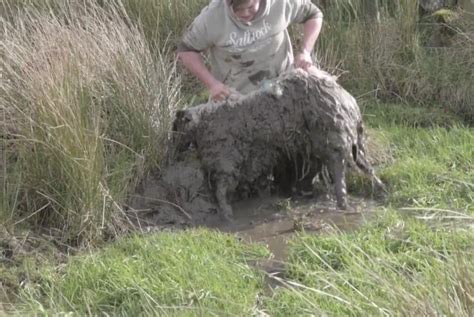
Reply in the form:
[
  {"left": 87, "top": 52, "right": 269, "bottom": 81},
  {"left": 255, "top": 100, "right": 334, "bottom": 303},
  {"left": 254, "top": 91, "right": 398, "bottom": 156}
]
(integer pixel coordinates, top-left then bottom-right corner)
[
  {"left": 364, "top": 103, "right": 473, "bottom": 211},
  {"left": 15, "top": 229, "right": 270, "bottom": 315},
  {"left": 1, "top": 0, "right": 182, "bottom": 244},
  {"left": 3, "top": 102, "right": 472, "bottom": 315},
  {"left": 264, "top": 212, "right": 474, "bottom": 316}
]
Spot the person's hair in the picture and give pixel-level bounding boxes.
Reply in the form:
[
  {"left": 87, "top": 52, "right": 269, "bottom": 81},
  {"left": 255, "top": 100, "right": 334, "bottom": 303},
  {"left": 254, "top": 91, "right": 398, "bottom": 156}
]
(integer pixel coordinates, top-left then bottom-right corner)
[{"left": 229, "top": 0, "right": 252, "bottom": 8}]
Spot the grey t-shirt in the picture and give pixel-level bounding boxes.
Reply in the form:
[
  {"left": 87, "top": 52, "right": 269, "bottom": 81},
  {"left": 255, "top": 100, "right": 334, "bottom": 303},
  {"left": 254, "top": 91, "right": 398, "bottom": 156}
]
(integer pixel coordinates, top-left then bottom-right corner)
[{"left": 178, "top": 0, "right": 323, "bottom": 94}]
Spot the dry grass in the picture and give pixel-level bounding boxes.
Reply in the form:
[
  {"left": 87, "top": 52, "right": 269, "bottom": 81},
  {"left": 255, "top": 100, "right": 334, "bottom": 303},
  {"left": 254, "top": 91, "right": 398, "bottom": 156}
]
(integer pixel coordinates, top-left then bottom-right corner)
[{"left": 1, "top": 0, "right": 181, "bottom": 244}]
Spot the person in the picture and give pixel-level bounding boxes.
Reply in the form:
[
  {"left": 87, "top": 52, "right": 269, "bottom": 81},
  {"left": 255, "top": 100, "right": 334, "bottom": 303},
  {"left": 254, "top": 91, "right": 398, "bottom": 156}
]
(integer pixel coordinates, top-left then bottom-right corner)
[{"left": 177, "top": 0, "right": 323, "bottom": 102}]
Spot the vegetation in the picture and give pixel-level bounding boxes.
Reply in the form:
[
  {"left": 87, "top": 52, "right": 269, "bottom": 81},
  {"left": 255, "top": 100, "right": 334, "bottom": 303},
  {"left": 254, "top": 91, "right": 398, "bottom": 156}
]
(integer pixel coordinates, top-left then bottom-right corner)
[
  {"left": 2, "top": 0, "right": 182, "bottom": 244},
  {"left": 16, "top": 230, "right": 269, "bottom": 315},
  {"left": 266, "top": 213, "right": 473, "bottom": 316},
  {"left": 1, "top": 0, "right": 473, "bottom": 315}
]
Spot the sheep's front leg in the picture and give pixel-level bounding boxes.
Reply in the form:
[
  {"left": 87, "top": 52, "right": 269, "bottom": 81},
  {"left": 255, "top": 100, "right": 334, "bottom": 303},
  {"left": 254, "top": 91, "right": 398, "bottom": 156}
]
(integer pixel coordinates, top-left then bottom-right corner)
[
  {"left": 215, "top": 174, "right": 237, "bottom": 222},
  {"left": 328, "top": 151, "right": 348, "bottom": 209}
]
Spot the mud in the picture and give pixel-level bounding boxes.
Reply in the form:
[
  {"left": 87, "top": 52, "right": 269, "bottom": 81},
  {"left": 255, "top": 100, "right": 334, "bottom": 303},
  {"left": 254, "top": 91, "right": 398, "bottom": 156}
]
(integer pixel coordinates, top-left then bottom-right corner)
[
  {"left": 130, "top": 181, "right": 380, "bottom": 294},
  {"left": 128, "top": 68, "right": 385, "bottom": 292}
]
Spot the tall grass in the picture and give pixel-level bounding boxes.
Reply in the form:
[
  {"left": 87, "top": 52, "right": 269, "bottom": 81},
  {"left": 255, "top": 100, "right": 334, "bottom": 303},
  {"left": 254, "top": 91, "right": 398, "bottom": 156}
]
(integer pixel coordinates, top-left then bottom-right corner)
[
  {"left": 119, "top": 0, "right": 208, "bottom": 52},
  {"left": 1, "top": 0, "right": 208, "bottom": 53},
  {"left": 1, "top": 0, "right": 181, "bottom": 244},
  {"left": 316, "top": 0, "right": 474, "bottom": 121}
]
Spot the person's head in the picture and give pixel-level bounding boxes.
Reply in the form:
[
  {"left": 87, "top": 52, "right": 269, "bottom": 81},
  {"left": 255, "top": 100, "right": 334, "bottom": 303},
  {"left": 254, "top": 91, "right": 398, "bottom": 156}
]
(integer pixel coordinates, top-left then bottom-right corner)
[{"left": 230, "top": 0, "right": 261, "bottom": 22}]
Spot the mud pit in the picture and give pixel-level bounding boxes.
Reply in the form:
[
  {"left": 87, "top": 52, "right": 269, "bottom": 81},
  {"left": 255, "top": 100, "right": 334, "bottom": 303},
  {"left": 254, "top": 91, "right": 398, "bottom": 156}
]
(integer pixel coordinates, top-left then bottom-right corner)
[
  {"left": 130, "top": 182, "right": 381, "bottom": 293},
  {"left": 129, "top": 68, "right": 385, "bottom": 286}
]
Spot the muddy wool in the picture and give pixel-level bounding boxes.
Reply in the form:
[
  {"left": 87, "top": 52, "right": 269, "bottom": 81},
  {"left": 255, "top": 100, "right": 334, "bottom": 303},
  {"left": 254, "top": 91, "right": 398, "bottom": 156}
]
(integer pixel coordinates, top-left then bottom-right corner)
[{"left": 171, "top": 68, "right": 384, "bottom": 221}]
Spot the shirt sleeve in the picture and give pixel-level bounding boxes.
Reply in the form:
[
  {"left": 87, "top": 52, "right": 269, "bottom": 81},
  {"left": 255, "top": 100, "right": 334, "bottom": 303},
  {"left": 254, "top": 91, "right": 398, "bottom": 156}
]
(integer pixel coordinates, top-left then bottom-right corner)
[
  {"left": 287, "top": 0, "right": 323, "bottom": 24},
  {"left": 177, "top": 7, "right": 214, "bottom": 52}
]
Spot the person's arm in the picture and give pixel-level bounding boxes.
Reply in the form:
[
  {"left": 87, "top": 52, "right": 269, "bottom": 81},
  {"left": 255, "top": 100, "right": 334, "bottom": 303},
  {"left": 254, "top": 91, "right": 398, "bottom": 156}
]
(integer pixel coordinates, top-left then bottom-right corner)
[
  {"left": 177, "top": 51, "right": 230, "bottom": 101},
  {"left": 294, "top": 16, "right": 323, "bottom": 70}
]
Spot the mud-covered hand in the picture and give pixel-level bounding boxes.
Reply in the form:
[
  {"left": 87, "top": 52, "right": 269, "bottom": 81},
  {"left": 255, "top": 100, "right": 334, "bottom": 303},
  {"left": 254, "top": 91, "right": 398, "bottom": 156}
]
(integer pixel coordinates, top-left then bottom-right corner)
[
  {"left": 209, "top": 82, "right": 231, "bottom": 102},
  {"left": 294, "top": 50, "right": 313, "bottom": 71}
]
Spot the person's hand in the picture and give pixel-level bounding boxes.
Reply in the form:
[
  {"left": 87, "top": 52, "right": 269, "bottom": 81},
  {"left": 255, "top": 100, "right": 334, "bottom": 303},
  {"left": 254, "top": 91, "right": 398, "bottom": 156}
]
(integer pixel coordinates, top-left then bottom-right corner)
[
  {"left": 209, "top": 82, "right": 231, "bottom": 102},
  {"left": 294, "top": 50, "right": 313, "bottom": 71}
]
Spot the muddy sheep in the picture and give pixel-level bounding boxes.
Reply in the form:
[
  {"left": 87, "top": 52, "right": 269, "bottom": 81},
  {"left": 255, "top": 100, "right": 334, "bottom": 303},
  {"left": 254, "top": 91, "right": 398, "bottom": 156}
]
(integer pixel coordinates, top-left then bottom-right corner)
[{"left": 172, "top": 67, "right": 384, "bottom": 221}]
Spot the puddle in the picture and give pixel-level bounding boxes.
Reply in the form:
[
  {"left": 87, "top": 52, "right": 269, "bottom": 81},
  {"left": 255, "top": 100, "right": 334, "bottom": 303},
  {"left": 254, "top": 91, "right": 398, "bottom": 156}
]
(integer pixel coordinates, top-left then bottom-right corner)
[
  {"left": 215, "top": 194, "right": 378, "bottom": 260},
  {"left": 131, "top": 180, "right": 381, "bottom": 294},
  {"left": 207, "top": 194, "right": 380, "bottom": 294}
]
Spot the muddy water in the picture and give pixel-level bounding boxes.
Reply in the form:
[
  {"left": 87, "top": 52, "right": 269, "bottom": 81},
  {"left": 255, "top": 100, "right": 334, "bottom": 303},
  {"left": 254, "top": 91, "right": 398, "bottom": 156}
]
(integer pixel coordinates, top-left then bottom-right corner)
[
  {"left": 207, "top": 194, "right": 380, "bottom": 292},
  {"left": 215, "top": 195, "right": 378, "bottom": 260}
]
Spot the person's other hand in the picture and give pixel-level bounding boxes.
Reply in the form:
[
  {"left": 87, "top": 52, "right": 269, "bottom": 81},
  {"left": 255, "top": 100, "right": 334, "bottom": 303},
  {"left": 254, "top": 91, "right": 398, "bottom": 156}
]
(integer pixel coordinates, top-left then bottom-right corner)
[
  {"left": 210, "top": 82, "right": 231, "bottom": 102},
  {"left": 294, "top": 50, "right": 313, "bottom": 71}
]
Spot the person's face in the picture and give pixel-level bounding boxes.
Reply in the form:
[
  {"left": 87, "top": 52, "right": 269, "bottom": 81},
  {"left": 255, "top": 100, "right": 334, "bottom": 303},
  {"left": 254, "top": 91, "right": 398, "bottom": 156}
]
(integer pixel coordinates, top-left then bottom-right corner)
[{"left": 232, "top": 0, "right": 261, "bottom": 22}]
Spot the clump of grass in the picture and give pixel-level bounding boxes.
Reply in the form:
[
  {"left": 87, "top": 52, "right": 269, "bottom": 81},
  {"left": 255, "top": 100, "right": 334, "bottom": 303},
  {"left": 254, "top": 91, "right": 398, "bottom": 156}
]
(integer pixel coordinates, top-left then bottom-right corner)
[
  {"left": 265, "top": 212, "right": 474, "bottom": 316},
  {"left": 1, "top": 0, "right": 181, "bottom": 244},
  {"left": 2, "top": 0, "right": 208, "bottom": 54},
  {"left": 16, "top": 229, "right": 269, "bottom": 315}
]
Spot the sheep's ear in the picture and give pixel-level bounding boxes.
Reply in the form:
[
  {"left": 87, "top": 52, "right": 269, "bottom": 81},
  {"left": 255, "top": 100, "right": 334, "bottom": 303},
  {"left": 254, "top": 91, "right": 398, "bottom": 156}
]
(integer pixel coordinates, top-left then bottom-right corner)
[
  {"left": 176, "top": 109, "right": 186, "bottom": 120},
  {"left": 172, "top": 110, "right": 186, "bottom": 132},
  {"left": 184, "top": 111, "right": 193, "bottom": 122},
  {"left": 176, "top": 109, "right": 193, "bottom": 122}
]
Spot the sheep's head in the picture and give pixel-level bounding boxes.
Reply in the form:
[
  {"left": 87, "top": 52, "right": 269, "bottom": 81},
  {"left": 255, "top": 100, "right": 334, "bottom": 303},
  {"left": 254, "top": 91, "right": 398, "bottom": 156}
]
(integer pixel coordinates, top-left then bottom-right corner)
[{"left": 171, "top": 109, "right": 200, "bottom": 154}]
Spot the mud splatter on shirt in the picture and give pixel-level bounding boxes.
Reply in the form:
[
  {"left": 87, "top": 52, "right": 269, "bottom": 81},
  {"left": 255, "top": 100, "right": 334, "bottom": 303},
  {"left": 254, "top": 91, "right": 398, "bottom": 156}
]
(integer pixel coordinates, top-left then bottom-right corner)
[{"left": 178, "top": 0, "right": 322, "bottom": 94}]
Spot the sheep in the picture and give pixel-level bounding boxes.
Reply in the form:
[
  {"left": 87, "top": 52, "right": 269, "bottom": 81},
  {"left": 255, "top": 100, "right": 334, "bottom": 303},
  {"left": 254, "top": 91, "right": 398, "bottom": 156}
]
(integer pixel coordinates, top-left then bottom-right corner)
[{"left": 171, "top": 68, "right": 384, "bottom": 221}]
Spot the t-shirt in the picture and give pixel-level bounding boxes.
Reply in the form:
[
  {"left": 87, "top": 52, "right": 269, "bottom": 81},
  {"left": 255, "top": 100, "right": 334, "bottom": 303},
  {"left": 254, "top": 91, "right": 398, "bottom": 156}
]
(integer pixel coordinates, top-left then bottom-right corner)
[{"left": 178, "top": 0, "right": 323, "bottom": 94}]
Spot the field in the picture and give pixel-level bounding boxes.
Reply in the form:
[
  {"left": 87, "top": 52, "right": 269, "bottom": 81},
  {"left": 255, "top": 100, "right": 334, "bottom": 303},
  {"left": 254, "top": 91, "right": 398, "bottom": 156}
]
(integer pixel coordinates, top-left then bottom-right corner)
[{"left": 1, "top": 0, "right": 473, "bottom": 315}]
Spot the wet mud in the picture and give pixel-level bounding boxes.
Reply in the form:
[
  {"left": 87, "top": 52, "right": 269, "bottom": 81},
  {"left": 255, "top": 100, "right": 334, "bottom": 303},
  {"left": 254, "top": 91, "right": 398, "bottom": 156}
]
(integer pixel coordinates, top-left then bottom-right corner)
[
  {"left": 214, "top": 194, "right": 379, "bottom": 294},
  {"left": 130, "top": 182, "right": 380, "bottom": 294},
  {"left": 224, "top": 195, "right": 378, "bottom": 260},
  {"left": 128, "top": 68, "right": 386, "bottom": 293}
]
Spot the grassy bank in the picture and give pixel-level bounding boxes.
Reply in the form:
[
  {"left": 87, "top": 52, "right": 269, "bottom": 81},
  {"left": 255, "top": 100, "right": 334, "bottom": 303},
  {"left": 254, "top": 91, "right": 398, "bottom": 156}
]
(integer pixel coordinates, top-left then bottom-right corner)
[
  {"left": 14, "top": 230, "right": 269, "bottom": 315},
  {"left": 265, "top": 213, "right": 473, "bottom": 316}
]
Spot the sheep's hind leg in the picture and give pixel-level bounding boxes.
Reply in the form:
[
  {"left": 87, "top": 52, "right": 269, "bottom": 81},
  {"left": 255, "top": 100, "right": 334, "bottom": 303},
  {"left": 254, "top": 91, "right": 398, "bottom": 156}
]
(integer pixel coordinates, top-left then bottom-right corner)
[
  {"left": 215, "top": 175, "right": 237, "bottom": 222},
  {"left": 328, "top": 151, "right": 348, "bottom": 210}
]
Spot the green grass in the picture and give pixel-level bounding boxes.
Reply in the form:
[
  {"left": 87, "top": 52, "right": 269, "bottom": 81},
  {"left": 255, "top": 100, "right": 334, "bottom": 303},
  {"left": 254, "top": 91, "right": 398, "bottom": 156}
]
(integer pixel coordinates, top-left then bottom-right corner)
[
  {"left": 264, "top": 212, "right": 474, "bottom": 316},
  {"left": 382, "top": 126, "right": 472, "bottom": 210},
  {"left": 6, "top": 102, "right": 472, "bottom": 315},
  {"left": 16, "top": 229, "right": 270, "bottom": 315},
  {"left": 360, "top": 102, "right": 473, "bottom": 212}
]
